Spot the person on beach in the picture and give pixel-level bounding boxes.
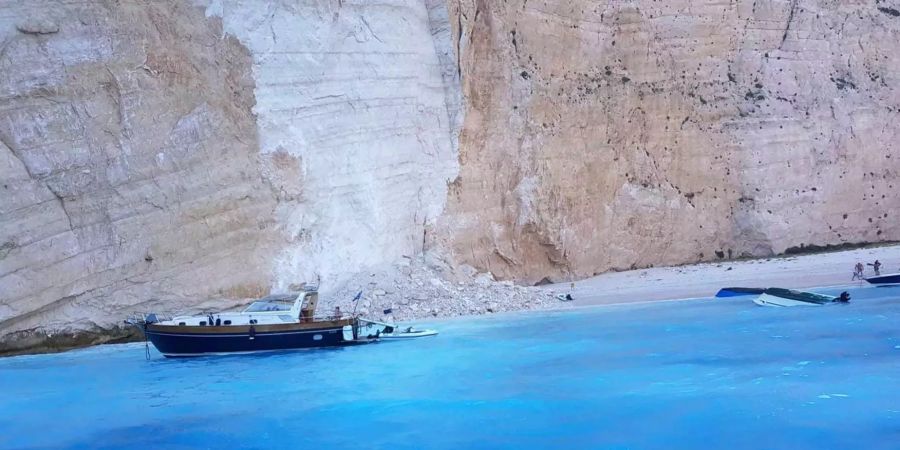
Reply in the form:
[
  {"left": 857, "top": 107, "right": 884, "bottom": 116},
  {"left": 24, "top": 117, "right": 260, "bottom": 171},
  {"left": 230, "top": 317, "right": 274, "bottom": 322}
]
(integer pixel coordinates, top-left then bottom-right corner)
[
  {"left": 867, "top": 260, "right": 882, "bottom": 276},
  {"left": 333, "top": 306, "right": 342, "bottom": 319},
  {"left": 852, "top": 262, "right": 865, "bottom": 280}
]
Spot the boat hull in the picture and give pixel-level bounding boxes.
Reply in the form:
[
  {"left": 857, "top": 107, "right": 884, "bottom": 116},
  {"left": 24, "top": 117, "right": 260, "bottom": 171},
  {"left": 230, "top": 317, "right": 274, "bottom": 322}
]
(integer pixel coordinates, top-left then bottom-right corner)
[
  {"left": 753, "top": 288, "right": 835, "bottom": 307},
  {"left": 865, "top": 273, "right": 900, "bottom": 285},
  {"left": 716, "top": 287, "right": 766, "bottom": 298},
  {"left": 145, "top": 320, "right": 357, "bottom": 357},
  {"left": 753, "top": 294, "right": 824, "bottom": 307}
]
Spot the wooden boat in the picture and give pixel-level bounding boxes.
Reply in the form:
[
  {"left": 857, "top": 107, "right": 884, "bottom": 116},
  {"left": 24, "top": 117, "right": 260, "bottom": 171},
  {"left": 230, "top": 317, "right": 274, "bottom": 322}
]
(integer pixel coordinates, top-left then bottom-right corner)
[
  {"left": 753, "top": 288, "right": 848, "bottom": 307},
  {"left": 865, "top": 273, "right": 900, "bottom": 285},
  {"left": 131, "top": 289, "right": 384, "bottom": 357},
  {"left": 715, "top": 287, "right": 766, "bottom": 298}
]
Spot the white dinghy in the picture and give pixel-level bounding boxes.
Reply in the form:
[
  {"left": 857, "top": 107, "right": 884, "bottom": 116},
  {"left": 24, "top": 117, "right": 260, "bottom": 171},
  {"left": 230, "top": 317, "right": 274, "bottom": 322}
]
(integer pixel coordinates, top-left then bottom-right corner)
[
  {"left": 358, "top": 318, "right": 438, "bottom": 340},
  {"left": 380, "top": 327, "right": 439, "bottom": 340}
]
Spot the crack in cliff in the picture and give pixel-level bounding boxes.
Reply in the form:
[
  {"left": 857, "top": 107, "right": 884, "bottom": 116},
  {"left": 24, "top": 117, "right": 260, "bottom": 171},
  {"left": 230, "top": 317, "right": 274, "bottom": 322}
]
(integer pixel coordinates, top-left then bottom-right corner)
[
  {"left": 456, "top": 5, "right": 463, "bottom": 80},
  {"left": 0, "top": 37, "right": 13, "bottom": 64},
  {"left": 780, "top": 0, "right": 798, "bottom": 49},
  {"left": 0, "top": 131, "right": 75, "bottom": 232},
  {"left": 48, "top": 189, "right": 75, "bottom": 232},
  {"left": 360, "top": 16, "right": 383, "bottom": 43},
  {"left": 0, "top": 131, "right": 32, "bottom": 178}
]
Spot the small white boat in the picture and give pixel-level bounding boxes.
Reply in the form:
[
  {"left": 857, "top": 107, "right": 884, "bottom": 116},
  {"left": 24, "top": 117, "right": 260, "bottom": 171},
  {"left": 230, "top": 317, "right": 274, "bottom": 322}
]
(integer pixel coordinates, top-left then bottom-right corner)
[
  {"left": 379, "top": 326, "right": 438, "bottom": 340},
  {"left": 355, "top": 318, "right": 438, "bottom": 340}
]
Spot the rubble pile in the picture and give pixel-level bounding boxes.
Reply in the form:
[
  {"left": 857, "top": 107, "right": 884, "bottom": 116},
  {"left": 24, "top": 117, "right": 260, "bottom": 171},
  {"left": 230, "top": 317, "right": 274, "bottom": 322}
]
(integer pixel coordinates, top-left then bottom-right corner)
[{"left": 324, "top": 254, "right": 567, "bottom": 321}]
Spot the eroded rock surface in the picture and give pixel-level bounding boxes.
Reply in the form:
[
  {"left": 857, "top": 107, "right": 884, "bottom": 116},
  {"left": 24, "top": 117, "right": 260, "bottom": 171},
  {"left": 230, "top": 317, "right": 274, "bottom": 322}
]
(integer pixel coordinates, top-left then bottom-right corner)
[
  {"left": 436, "top": 0, "right": 900, "bottom": 283},
  {"left": 194, "top": 0, "right": 460, "bottom": 288},
  {"left": 0, "top": 0, "right": 461, "bottom": 353},
  {"left": 0, "top": 1, "right": 279, "bottom": 352}
]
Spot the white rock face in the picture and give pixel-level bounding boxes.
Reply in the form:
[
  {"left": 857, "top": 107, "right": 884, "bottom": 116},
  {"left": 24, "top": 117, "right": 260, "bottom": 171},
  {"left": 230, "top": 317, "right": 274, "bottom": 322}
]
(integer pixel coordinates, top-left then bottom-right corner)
[
  {"left": 0, "top": 0, "right": 283, "bottom": 352},
  {"left": 195, "top": 0, "right": 460, "bottom": 290},
  {"left": 0, "top": 0, "right": 460, "bottom": 352}
]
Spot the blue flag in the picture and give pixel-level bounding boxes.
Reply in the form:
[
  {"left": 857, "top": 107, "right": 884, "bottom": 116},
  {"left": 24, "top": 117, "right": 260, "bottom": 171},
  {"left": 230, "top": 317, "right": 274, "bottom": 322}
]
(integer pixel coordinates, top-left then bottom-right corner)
[
  {"left": 352, "top": 291, "right": 362, "bottom": 302},
  {"left": 383, "top": 307, "right": 393, "bottom": 315}
]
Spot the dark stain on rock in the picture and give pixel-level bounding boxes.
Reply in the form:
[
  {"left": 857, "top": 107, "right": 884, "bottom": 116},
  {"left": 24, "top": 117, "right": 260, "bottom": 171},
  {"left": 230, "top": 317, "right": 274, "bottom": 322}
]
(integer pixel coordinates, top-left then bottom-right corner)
[
  {"left": 831, "top": 77, "right": 857, "bottom": 90},
  {"left": 878, "top": 7, "right": 900, "bottom": 17}
]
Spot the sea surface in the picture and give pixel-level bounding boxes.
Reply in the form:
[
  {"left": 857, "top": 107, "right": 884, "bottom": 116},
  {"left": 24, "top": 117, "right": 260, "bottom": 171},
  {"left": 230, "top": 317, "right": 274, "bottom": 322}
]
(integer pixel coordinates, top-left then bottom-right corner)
[{"left": 2, "top": 285, "right": 899, "bottom": 450}]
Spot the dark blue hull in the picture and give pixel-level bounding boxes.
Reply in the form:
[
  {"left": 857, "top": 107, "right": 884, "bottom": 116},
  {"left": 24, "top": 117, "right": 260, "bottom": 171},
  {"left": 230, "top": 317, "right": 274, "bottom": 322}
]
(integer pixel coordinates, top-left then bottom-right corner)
[
  {"left": 145, "top": 322, "right": 356, "bottom": 357},
  {"left": 715, "top": 287, "right": 766, "bottom": 298},
  {"left": 866, "top": 273, "right": 900, "bottom": 285}
]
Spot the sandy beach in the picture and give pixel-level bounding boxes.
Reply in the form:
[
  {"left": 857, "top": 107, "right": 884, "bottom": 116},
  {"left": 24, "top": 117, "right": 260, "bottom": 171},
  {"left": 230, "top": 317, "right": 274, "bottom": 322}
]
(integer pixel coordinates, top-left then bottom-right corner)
[{"left": 547, "top": 245, "right": 900, "bottom": 306}]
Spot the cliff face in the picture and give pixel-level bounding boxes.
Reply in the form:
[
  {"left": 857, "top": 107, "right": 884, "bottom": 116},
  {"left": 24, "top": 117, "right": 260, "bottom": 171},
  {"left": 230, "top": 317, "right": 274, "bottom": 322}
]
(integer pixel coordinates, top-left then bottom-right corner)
[
  {"left": 192, "top": 0, "right": 460, "bottom": 289},
  {"left": 2, "top": 0, "right": 900, "bottom": 350},
  {"left": 0, "top": 0, "right": 459, "bottom": 350},
  {"left": 0, "top": 1, "right": 282, "bottom": 349},
  {"left": 436, "top": 0, "right": 900, "bottom": 283}
]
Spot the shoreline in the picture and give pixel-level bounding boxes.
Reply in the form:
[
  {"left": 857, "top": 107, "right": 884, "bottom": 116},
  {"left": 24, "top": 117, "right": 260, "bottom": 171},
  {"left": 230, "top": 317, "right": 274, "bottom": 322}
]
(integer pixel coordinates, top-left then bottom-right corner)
[
  {"left": 4, "top": 244, "right": 899, "bottom": 357},
  {"left": 548, "top": 244, "right": 900, "bottom": 307}
]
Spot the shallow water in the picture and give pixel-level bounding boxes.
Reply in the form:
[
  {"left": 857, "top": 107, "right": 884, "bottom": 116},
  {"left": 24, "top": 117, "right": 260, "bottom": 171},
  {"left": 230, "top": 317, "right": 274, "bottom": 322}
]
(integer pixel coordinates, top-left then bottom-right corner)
[{"left": 2, "top": 285, "right": 899, "bottom": 450}]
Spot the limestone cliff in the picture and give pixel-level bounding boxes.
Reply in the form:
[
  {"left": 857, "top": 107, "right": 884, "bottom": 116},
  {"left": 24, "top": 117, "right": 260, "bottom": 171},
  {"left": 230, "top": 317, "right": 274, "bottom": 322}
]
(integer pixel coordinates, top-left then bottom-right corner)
[
  {"left": 436, "top": 0, "right": 900, "bottom": 283},
  {"left": 192, "top": 0, "right": 460, "bottom": 289},
  {"left": 2, "top": 0, "right": 900, "bottom": 352},
  {"left": 0, "top": 0, "right": 460, "bottom": 352},
  {"left": 0, "top": 1, "right": 284, "bottom": 351}
]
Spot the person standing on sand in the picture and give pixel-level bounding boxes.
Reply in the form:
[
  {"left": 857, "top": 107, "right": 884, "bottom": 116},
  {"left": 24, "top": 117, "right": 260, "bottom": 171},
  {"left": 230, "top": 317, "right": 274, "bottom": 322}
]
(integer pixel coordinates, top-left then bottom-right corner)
[
  {"left": 874, "top": 260, "right": 882, "bottom": 276},
  {"left": 853, "top": 262, "right": 865, "bottom": 280}
]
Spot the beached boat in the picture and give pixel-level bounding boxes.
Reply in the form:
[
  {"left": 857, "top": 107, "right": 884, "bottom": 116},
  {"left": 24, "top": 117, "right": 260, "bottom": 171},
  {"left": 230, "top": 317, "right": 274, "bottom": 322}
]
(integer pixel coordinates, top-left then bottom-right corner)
[
  {"left": 753, "top": 288, "right": 848, "bottom": 307},
  {"left": 865, "top": 273, "right": 900, "bottom": 285},
  {"left": 715, "top": 287, "right": 766, "bottom": 298},
  {"left": 129, "top": 289, "right": 395, "bottom": 357}
]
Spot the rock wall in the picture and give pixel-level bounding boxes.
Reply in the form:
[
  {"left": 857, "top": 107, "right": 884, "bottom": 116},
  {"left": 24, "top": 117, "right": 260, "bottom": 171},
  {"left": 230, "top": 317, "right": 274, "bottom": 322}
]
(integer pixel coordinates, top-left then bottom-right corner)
[
  {"left": 0, "top": 0, "right": 460, "bottom": 351},
  {"left": 194, "top": 0, "right": 460, "bottom": 289},
  {"left": 0, "top": 0, "right": 282, "bottom": 351},
  {"left": 435, "top": 0, "right": 900, "bottom": 283}
]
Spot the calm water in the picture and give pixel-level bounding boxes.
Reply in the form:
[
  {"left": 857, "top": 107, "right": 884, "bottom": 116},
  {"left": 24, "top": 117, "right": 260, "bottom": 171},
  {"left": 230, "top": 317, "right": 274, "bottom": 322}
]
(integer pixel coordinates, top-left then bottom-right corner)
[{"left": 2, "top": 286, "right": 899, "bottom": 450}]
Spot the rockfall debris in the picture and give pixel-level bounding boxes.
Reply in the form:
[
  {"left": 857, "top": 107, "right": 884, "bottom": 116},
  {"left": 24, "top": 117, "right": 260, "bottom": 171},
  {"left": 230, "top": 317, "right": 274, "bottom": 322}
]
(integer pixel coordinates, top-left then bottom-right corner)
[{"left": 325, "top": 254, "right": 566, "bottom": 321}]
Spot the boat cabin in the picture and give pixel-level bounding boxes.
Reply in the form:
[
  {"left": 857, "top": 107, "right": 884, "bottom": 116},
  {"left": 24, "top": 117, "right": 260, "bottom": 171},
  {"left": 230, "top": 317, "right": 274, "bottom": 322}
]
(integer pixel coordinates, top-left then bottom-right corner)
[{"left": 164, "top": 290, "right": 322, "bottom": 327}]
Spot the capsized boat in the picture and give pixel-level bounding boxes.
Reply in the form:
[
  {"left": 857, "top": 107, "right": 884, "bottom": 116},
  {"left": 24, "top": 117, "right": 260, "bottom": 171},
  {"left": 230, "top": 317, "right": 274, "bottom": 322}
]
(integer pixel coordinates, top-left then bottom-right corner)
[
  {"left": 865, "top": 272, "right": 900, "bottom": 285},
  {"left": 753, "top": 288, "right": 849, "bottom": 307},
  {"left": 715, "top": 287, "right": 766, "bottom": 298},
  {"left": 128, "top": 288, "right": 394, "bottom": 357}
]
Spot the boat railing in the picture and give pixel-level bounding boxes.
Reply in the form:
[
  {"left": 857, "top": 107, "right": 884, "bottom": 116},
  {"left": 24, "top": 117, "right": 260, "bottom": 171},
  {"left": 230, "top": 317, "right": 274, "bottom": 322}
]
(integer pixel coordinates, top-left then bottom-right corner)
[{"left": 126, "top": 311, "right": 363, "bottom": 325}]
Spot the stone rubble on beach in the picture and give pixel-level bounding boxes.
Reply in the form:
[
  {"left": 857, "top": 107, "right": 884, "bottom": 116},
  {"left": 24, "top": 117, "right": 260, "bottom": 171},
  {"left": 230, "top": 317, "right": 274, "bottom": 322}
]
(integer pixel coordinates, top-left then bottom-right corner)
[{"left": 324, "top": 253, "right": 567, "bottom": 322}]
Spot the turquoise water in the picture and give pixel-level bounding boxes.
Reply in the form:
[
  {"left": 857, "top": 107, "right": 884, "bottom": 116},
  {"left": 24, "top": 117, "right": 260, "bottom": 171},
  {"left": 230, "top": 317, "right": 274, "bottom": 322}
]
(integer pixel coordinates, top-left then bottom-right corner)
[{"left": 2, "top": 285, "right": 899, "bottom": 450}]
